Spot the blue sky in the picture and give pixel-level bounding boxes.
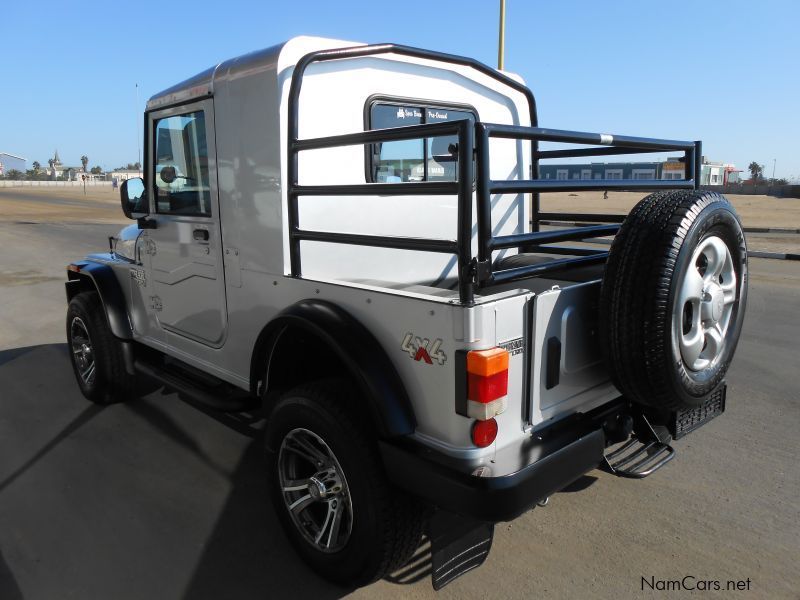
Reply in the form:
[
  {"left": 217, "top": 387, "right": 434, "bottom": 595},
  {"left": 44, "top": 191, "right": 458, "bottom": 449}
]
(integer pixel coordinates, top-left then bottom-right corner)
[{"left": 1, "top": 0, "right": 798, "bottom": 178}]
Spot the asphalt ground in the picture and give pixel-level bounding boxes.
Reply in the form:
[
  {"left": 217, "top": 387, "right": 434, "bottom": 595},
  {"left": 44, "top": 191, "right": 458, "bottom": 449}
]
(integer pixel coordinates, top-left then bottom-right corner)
[{"left": 0, "top": 201, "right": 799, "bottom": 598}]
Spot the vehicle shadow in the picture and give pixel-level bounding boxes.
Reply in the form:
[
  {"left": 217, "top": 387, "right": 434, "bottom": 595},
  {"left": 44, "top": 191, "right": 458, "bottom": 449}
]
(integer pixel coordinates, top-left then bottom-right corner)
[
  {"left": 0, "top": 548, "right": 24, "bottom": 600},
  {"left": 558, "top": 474, "right": 598, "bottom": 493},
  {"left": 0, "top": 344, "right": 352, "bottom": 600},
  {"left": 178, "top": 417, "right": 353, "bottom": 600},
  {"left": 0, "top": 344, "right": 108, "bottom": 495}
]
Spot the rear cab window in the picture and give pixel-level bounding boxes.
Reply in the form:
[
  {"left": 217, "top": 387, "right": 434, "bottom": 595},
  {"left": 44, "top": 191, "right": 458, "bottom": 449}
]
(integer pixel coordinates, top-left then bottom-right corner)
[{"left": 367, "top": 100, "right": 476, "bottom": 183}]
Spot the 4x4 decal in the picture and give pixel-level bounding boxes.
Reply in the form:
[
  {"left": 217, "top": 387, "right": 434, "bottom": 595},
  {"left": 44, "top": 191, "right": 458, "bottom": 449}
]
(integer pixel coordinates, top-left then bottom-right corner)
[{"left": 401, "top": 333, "right": 447, "bottom": 365}]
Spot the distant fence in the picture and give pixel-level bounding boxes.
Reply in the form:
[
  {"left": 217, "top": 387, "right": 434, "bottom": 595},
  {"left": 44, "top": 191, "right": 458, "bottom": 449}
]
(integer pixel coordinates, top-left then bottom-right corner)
[
  {"left": 0, "top": 179, "right": 113, "bottom": 188},
  {"left": 3, "top": 178, "right": 797, "bottom": 197},
  {"left": 701, "top": 184, "right": 800, "bottom": 199}
]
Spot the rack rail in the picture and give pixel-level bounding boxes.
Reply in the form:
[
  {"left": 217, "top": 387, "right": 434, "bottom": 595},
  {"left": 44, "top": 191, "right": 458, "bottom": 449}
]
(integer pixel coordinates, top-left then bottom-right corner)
[{"left": 287, "top": 44, "right": 701, "bottom": 304}]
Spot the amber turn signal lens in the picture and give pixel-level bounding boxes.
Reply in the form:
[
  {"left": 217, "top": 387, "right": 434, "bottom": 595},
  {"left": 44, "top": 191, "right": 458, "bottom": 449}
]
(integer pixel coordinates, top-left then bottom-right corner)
[{"left": 466, "top": 347, "right": 509, "bottom": 377}]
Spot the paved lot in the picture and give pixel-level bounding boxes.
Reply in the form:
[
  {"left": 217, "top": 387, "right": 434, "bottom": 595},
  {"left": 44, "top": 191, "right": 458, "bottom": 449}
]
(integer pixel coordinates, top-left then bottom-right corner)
[
  {"left": 541, "top": 190, "right": 800, "bottom": 231},
  {"left": 0, "top": 212, "right": 799, "bottom": 598}
]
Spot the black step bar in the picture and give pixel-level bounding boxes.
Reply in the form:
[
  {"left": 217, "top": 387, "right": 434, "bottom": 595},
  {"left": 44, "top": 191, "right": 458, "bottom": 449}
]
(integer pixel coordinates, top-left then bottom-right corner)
[{"left": 134, "top": 359, "right": 257, "bottom": 412}]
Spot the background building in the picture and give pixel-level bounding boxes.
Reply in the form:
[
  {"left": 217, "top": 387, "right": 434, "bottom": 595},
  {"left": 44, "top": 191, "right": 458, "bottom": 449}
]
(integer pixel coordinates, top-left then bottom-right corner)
[
  {"left": 540, "top": 157, "right": 740, "bottom": 185},
  {"left": 539, "top": 161, "right": 662, "bottom": 181},
  {"left": 46, "top": 150, "right": 65, "bottom": 178},
  {"left": 0, "top": 152, "right": 27, "bottom": 176},
  {"left": 660, "top": 158, "right": 742, "bottom": 185},
  {"left": 107, "top": 169, "right": 143, "bottom": 183}
]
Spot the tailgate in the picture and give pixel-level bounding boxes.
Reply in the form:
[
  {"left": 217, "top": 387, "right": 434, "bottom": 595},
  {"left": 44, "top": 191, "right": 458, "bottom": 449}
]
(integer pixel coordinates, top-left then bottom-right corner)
[{"left": 528, "top": 280, "right": 619, "bottom": 427}]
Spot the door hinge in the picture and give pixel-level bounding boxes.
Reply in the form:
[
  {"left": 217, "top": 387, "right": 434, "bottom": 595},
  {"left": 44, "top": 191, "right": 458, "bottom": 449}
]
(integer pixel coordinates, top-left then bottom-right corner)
[
  {"left": 149, "top": 295, "right": 163, "bottom": 311},
  {"left": 467, "top": 258, "right": 492, "bottom": 284},
  {"left": 144, "top": 239, "right": 157, "bottom": 255}
]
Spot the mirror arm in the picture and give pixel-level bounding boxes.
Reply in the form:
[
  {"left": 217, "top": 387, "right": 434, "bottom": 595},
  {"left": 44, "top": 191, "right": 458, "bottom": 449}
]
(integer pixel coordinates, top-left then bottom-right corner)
[{"left": 137, "top": 216, "right": 157, "bottom": 229}]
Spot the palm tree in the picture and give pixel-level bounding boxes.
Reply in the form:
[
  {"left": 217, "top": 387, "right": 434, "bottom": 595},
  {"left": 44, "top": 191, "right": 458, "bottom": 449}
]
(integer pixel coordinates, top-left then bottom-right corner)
[
  {"left": 747, "top": 161, "right": 763, "bottom": 182},
  {"left": 81, "top": 155, "right": 89, "bottom": 173}
]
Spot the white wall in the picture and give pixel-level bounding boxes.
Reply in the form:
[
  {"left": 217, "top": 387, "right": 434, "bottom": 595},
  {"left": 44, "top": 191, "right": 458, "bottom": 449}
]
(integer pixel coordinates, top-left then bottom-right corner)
[{"left": 0, "top": 179, "right": 113, "bottom": 187}]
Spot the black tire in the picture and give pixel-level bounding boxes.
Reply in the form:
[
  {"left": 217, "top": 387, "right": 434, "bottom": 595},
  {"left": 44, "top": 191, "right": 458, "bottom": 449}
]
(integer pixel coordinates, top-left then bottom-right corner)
[
  {"left": 66, "top": 291, "right": 137, "bottom": 404},
  {"left": 599, "top": 190, "right": 748, "bottom": 410},
  {"left": 265, "top": 381, "right": 423, "bottom": 587}
]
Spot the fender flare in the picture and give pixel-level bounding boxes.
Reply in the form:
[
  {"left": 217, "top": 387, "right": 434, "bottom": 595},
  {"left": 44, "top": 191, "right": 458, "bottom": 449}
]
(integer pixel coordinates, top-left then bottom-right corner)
[
  {"left": 252, "top": 299, "right": 416, "bottom": 439},
  {"left": 65, "top": 260, "right": 133, "bottom": 340}
]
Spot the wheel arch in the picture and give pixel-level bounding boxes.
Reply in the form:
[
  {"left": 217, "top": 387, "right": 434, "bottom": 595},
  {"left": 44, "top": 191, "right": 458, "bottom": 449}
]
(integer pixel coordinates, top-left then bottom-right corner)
[
  {"left": 251, "top": 299, "right": 416, "bottom": 439},
  {"left": 65, "top": 260, "right": 133, "bottom": 340}
]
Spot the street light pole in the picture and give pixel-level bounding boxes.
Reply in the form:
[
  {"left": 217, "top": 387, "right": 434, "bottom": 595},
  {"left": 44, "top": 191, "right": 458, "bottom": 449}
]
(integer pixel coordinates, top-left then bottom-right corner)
[
  {"left": 772, "top": 158, "right": 776, "bottom": 181},
  {"left": 498, "top": 0, "right": 506, "bottom": 70},
  {"left": 135, "top": 83, "right": 141, "bottom": 171}
]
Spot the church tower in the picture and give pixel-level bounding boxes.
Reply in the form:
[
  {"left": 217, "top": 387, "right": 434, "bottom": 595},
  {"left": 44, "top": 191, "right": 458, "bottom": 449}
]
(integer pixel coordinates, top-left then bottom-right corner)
[{"left": 48, "top": 150, "right": 63, "bottom": 179}]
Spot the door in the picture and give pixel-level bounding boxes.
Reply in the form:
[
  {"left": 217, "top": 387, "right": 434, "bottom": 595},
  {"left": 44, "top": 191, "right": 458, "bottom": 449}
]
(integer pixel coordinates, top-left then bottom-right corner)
[{"left": 146, "top": 100, "right": 227, "bottom": 346}]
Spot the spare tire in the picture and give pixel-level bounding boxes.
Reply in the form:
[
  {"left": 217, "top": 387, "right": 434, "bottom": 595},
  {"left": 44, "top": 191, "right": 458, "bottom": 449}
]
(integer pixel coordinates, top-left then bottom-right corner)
[{"left": 599, "top": 190, "right": 748, "bottom": 410}]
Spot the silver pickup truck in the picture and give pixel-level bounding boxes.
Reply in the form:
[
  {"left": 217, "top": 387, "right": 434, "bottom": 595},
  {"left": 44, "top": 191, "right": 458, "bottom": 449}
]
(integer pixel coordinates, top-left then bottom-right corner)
[{"left": 64, "top": 36, "right": 747, "bottom": 590}]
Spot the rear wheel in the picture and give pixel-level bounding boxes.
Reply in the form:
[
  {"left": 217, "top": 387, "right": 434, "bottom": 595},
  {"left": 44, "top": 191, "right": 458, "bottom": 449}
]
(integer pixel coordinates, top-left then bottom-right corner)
[
  {"left": 265, "top": 381, "right": 423, "bottom": 586},
  {"left": 599, "top": 190, "right": 748, "bottom": 410},
  {"left": 66, "top": 291, "right": 136, "bottom": 404}
]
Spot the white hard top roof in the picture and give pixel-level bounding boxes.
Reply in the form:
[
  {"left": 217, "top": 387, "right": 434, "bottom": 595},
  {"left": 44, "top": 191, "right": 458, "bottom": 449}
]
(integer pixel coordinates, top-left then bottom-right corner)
[{"left": 146, "top": 36, "right": 359, "bottom": 110}]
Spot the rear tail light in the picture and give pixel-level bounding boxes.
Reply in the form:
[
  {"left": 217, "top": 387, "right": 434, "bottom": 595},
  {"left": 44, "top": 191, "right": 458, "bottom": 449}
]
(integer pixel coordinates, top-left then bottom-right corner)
[
  {"left": 472, "top": 418, "right": 498, "bottom": 448},
  {"left": 465, "top": 347, "right": 509, "bottom": 421}
]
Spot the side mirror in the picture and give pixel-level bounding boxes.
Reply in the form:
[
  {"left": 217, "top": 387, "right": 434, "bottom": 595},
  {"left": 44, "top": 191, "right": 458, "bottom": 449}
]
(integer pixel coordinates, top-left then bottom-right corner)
[
  {"left": 120, "top": 177, "right": 147, "bottom": 220},
  {"left": 160, "top": 166, "right": 177, "bottom": 184}
]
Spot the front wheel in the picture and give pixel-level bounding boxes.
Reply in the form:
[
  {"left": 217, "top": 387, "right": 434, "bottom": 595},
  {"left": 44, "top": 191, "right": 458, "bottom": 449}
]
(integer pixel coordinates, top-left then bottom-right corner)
[
  {"left": 66, "top": 291, "right": 136, "bottom": 404},
  {"left": 265, "top": 381, "right": 423, "bottom": 586}
]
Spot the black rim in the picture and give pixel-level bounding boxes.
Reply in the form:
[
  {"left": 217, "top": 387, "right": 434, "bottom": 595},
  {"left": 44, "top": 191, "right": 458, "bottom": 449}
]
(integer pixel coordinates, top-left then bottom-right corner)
[
  {"left": 277, "top": 428, "right": 353, "bottom": 553},
  {"left": 70, "top": 316, "right": 96, "bottom": 386}
]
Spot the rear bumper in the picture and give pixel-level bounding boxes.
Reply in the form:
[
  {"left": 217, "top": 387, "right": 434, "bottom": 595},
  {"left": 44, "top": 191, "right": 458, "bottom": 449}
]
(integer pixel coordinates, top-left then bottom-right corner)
[
  {"left": 380, "top": 429, "right": 605, "bottom": 522},
  {"left": 379, "top": 401, "right": 625, "bottom": 522}
]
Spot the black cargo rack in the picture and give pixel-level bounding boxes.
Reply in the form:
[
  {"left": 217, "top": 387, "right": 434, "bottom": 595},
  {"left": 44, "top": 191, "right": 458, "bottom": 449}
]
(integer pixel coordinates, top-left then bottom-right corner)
[{"left": 287, "top": 44, "right": 701, "bottom": 304}]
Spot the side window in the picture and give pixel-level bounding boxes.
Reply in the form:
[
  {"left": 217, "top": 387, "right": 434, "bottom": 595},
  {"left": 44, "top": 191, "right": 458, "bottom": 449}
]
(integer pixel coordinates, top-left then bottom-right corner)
[
  {"left": 153, "top": 111, "right": 211, "bottom": 216},
  {"left": 368, "top": 102, "right": 476, "bottom": 183}
]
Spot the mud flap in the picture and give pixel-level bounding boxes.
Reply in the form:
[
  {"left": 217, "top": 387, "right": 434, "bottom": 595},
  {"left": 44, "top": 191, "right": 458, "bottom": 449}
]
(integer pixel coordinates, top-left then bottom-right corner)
[{"left": 429, "top": 509, "right": 494, "bottom": 590}]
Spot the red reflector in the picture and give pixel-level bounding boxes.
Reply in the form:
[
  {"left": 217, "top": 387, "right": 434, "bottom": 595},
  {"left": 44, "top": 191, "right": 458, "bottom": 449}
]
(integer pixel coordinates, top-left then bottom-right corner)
[
  {"left": 472, "top": 418, "right": 498, "bottom": 448},
  {"left": 468, "top": 370, "right": 508, "bottom": 404},
  {"left": 67, "top": 264, "right": 81, "bottom": 273}
]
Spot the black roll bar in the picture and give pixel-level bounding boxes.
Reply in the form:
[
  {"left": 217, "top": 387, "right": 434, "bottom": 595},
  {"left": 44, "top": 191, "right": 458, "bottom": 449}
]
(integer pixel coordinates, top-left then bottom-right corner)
[{"left": 286, "top": 42, "right": 539, "bottom": 300}]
